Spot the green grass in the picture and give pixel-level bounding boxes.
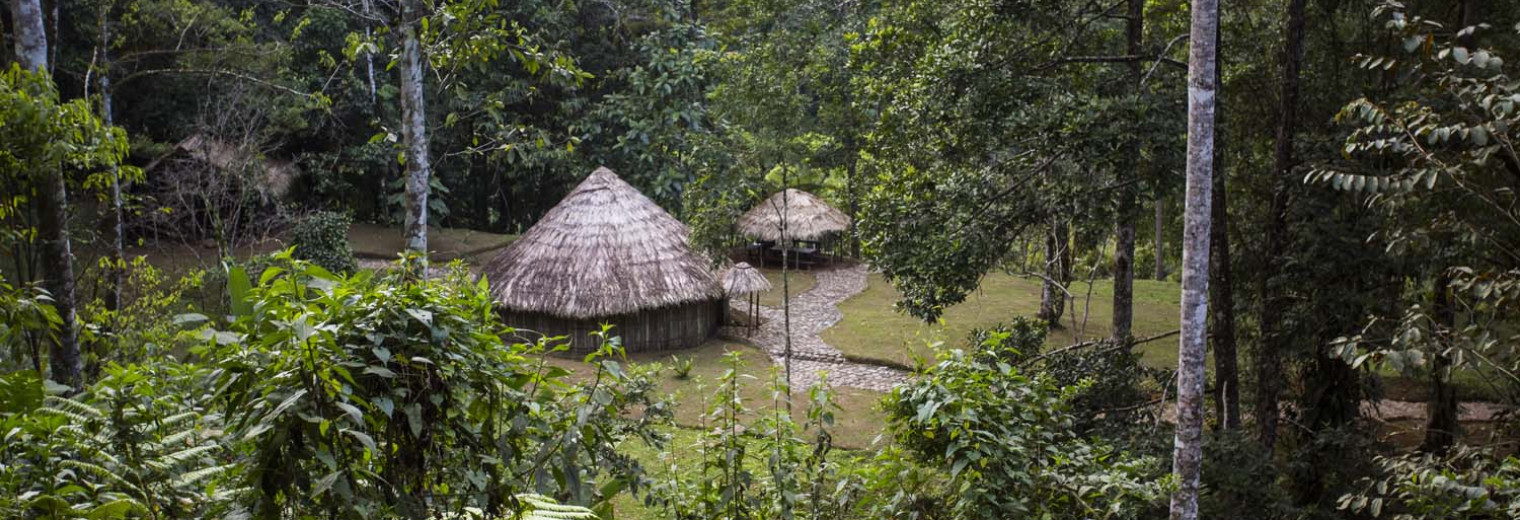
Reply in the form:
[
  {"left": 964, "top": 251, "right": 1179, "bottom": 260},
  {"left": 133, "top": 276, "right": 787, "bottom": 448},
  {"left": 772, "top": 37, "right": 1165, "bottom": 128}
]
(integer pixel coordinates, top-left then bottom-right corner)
[
  {"left": 543, "top": 339, "right": 886, "bottom": 450},
  {"left": 755, "top": 268, "right": 818, "bottom": 308},
  {"left": 347, "top": 222, "right": 516, "bottom": 262},
  {"left": 825, "top": 272, "right": 1184, "bottom": 369}
]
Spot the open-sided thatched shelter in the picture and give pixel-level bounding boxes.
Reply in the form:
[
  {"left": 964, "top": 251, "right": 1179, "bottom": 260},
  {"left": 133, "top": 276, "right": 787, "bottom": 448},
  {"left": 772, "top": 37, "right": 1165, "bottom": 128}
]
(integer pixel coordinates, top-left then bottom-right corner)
[
  {"left": 736, "top": 189, "right": 851, "bottom": 242},
  {"left": 721, "top": 262, "right": 770, "bottom": 336},
  {"left": 483, "top": 167, "right": 725, "bottom": 353}
]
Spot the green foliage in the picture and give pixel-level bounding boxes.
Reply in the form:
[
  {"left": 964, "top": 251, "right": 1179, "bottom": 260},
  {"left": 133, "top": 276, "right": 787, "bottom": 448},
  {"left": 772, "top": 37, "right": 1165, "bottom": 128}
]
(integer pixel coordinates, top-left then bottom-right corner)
[
  {"left": 884, "top": 319, "right": 1169, "bottom": 519},
  {"left": 0, "top": 66, "right": 130, "bottom": 185},
  {"left": 79, "top": 257, "right": 207, "bottom": 367},
  {"left": 669, "top": 355, "right": 695, "bottom": 380},
  {"left": 201, "top": 253, "right": 667, "bottom": 518},
  {"left": 0, "top": 276, "right": 61, "bottom": 373},
  {"left": 647, "top": 353, "right": 849, "bottom": 520},
  {"left": 1340, "top": 447, "right": 1520, "bottom": 519},
  {"left": 290, "top": 210, "right": 357, "bottom": 273},
  {"left": 0, "top": 362, "right": 230, "bottom": 519}
]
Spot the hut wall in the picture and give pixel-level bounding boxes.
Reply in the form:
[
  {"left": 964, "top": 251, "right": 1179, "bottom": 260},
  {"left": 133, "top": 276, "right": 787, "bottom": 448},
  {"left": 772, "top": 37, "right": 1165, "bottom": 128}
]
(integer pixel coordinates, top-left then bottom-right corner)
[{"left": 500, "top": 298, "right": 725, "bottom": 353}]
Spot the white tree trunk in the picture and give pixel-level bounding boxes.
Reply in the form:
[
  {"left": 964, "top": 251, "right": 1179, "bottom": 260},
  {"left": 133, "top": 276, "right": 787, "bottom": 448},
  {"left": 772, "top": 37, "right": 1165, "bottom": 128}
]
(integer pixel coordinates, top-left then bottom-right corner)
[
  {"left": 1171, "top": 0, "right": 1217, "bottom": 517},
  {"left": 398, "top": 0, "right": 431, "bottom": 262},
  {"left": 11, "top": 0, "right": 47, "bottom": 72}
]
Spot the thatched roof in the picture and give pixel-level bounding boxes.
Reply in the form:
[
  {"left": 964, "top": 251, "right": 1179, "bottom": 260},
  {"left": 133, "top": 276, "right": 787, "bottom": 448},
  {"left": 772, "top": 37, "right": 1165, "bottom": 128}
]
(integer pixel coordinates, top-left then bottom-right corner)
[
  {"left": 721, "top": 262, "right": 771, "bottom": 295},
  {"left": 143, "top": 133, "right": 299, "bottom": 202},
  {"left": 736, "top": 189, "right": 851, "bottom": 241},
  {"left": 483, "top": 167, "right": 723, "bottom": 319}
]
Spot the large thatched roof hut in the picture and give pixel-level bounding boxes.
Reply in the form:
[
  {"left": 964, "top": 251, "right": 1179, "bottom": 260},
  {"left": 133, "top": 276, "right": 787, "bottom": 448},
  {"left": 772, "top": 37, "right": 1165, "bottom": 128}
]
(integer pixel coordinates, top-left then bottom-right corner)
[
  {"left": 736, "top": 189, "right": 851, "bottom": 241},
  {"left": 483, "top": 167, "right": 725, "bottom": 353}
]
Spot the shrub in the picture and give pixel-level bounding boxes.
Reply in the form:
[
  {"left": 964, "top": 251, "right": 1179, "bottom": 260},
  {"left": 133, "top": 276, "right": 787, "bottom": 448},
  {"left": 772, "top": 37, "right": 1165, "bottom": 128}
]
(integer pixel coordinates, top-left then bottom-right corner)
[
  {"left": 202, "top": 254, "right": 668, "bottom": 518},
  {"left": 290, "top": 210, "right": 356, "bottom": 273},
  {"left": 885, "top": 317, "right": 1170, "bottom": 519},
  {"left": 1340, "top": 446, "right": 1520, "bottom": 519},
  {"left": 0, "top": 363, "right": 230, "bottom": 519}
]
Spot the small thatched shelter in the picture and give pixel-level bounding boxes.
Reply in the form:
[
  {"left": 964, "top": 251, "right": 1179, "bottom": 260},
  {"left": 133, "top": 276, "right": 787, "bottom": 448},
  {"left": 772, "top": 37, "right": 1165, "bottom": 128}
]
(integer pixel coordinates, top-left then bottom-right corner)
[
  {"left": 483, "top": 167, "right": 725, "bottom": 353},
  {"left": 721, "top": 263, "right": 771, "bottom": 295},
  {"left": 722, "top": 262, "right": 770, "bottom": 336},
  {"left": 736, "top": 189, "right": 851, "bottom": 242}
]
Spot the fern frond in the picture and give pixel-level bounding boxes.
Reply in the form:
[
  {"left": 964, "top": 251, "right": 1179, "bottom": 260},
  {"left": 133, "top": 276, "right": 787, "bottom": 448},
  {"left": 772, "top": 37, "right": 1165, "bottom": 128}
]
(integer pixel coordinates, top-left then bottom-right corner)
[
  {"left": 517, "top": 494, "right": 598, "bottom": 520},
  {"left": 153, "top": 411, "right": 201, "bottom": 430},
  {"left": 59, "top": 460, "right": 143, "bottom": 495},
  {"left": 146, "top": 444, "right": 218, "bottom": 472},
  {"left": 172, "top": 464, "right": 237, "bottom": 489},
  {"left": 154, "top": 427, "right": 198, "bottom": 448},
  {"left": 42, "top": 396, "right": 105, "bottom": 420}
]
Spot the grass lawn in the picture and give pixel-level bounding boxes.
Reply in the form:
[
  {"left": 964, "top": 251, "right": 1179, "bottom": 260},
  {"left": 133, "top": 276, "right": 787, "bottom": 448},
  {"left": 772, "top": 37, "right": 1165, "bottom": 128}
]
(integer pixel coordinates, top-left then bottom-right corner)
[
  {"left": 825, "top": 272, "right": 1183, "bottom": 369},
  {"left": 348, "top": 222, "right": 516, "bottom": 262},
  {"left": 755, "top": 268, "right": 817, "bottom": 308},
  {"left": 825, "top": 272, "right": 1509, "bottom": 402},
  {"left": 542, "top": 339, "right": 886, "bottom": 450}
]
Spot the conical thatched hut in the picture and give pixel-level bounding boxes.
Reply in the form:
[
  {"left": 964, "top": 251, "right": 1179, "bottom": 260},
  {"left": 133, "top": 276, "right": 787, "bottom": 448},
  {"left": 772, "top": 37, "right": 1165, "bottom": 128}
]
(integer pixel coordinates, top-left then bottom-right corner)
[
  {"left": 484, "top": 167, "right": 725, "bottom": 353},
  {"left": 736, "top": 189, "right": 851, "bottom": 242}
]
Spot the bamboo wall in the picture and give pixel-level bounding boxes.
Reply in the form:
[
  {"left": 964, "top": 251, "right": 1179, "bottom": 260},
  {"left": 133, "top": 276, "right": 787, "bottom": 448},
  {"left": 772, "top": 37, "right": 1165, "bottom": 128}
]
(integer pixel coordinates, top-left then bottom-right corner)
[{"left": 500, "top": 298, "right": 725, "bottom": 353}]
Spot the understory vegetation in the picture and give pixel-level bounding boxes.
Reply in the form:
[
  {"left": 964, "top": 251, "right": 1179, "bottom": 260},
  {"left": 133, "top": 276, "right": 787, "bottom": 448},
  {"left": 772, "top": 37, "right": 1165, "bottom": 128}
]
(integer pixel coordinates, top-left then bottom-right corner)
[{"left": 4, "top": 0, "right": 1520, "bottom": 518}]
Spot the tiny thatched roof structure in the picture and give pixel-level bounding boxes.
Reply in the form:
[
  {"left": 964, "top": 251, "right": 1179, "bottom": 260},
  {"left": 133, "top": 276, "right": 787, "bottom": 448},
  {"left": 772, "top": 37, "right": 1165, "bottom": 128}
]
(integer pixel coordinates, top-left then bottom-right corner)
[
  {"left": 721, "top": 262, "right": 771, "bottom": 295},
  {"left": 736, "top": 189, "right": 851, "bottom": 241},
  {"left": 483, "top": 167, "right": 724, "bottom": 319}
]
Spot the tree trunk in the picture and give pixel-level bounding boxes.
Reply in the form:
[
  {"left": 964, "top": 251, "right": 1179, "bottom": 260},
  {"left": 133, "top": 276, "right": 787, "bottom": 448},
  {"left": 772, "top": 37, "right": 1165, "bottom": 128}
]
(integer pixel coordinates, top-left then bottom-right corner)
[
  {"left": 11, "top": 0, "right": 48, "bottom": 69},
  {"left": 1255, "top": 0, "right": 1307, "bottom": 451},
  {"left": 98, "top": 1, "right": 124, "bottom": 323},
  {"left": 1112, "top": 0, "right": 1145, "bottom": 341},
  {"left": 1209, "top": 20, "right": 1241, "bottom": 430},
  {"left": 363, "top": 0, "right": 378, "bottom": 104},
  {"left": 1039, "top": 221, "right": 1069, "bottom": 327},
  {"left": 399, "top": 0, "right": 431, "bottom": 265},
  {"left": 13, "top": 0, "right": 80, "bottom": 388},
  {"left": 1154, "top": 193, "right": 1165, "bottom": 280},
  {"left": 1172, "top": 0, "right": 1217, "bottom": 516},
  {"left": 1422, "top": 268, "right": 1460, "bottom": 453}
]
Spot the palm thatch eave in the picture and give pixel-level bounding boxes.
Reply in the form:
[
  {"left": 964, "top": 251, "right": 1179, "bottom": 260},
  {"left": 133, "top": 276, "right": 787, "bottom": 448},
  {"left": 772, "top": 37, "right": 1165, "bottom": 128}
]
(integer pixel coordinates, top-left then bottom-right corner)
[{"left": 736, "top": 189, "right": 851, "bottom": 242}]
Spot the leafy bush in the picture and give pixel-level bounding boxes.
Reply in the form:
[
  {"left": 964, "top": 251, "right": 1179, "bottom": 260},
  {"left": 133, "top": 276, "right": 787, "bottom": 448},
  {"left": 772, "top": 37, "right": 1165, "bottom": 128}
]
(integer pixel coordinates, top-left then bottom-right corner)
[
  {"left": 0, "top": 276, "right": 60, "bottom": 373},
  {"left": 885, "top": 318, "right": 1170, "bottom": 519},
  {"left": 0, "top": 363, "right": 230, "bottom": 519},
  {"left": 290, "top": 210, "right": 356, "bottom": 273},
  {"left": 1340, "top": 447, "right": 1520, "bottom": 519},
  {"left": 201, "top": 254, "right": 668, "bottom": 518},
  {"left": 78, "top": 257, "right": 206, "bottom": 369}
]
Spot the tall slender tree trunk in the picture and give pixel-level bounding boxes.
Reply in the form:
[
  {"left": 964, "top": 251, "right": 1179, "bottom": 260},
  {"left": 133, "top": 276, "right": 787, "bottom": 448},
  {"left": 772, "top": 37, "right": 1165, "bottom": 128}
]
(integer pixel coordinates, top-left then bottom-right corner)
[
  {"left": 398, "top": 0, "right": 431, "bottom": 266},
  {"left": 98, "top": 1, "right": 124, "bottom": 322},
  {"left": 1422, "top": 268, "right": 1460, "bottom": 452},
  {"left": 1172, "top": 0, "right": 1217, "bottom": 516},
  {"left": 1154, "top": 193, "right": 1165, "bottom": 280},
  {"left": 1112, "top": 0, "right": 1145, "bottom": 341},
  {"left": 1256, "top": 0, "right": 1307, "bottom": 451},
  {"left": 96, "top": 1, "right": 125, "bottom": 379},
  {"left": 363, "top": 0, "right": 377, "bottom": 104},
  {"left": 1040, "top": 220, "right": 1069, "bottom": 327},
  {"left": 1209, "top": 23, "right": 1241, "bottom": 429},
  {"left": 13, "top": 0, "right": 80, "bottom": 388}
]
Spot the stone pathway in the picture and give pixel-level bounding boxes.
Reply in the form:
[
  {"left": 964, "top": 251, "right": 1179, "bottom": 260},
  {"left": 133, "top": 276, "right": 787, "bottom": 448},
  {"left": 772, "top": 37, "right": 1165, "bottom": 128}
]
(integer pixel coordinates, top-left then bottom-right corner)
[{"left": 722, "top": 264, "right": 909, "bottom": 392}]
